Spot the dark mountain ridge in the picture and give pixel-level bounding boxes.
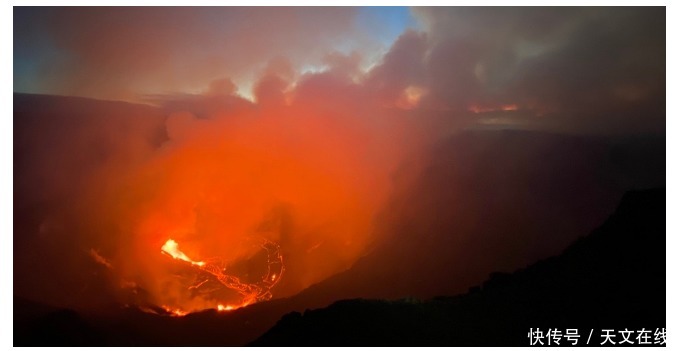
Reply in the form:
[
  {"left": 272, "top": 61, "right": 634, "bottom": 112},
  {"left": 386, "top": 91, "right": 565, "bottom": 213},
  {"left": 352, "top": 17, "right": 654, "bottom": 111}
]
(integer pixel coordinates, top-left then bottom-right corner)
[{"left": 251, "top": 188, "right": 666, "bottom": 346}]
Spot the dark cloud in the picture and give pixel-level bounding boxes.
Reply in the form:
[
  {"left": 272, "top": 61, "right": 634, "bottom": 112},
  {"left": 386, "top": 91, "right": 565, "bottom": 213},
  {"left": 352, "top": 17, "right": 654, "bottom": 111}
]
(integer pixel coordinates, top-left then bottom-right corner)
[{"left": 412, "top": 7, "right": 665, "bottom": 133}]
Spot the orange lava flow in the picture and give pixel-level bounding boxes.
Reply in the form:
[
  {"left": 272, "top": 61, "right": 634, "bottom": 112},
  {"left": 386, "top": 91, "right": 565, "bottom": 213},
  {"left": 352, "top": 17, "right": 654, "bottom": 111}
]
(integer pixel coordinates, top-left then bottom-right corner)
[
  {"left": 161, "top": 305, "right": 189, "bottom": 317},
  {"left": 160, "top": 238, "right": 284, "bottom": 316},
  {"left": 161, "top": 239, "right": 205, "bottom": 267},
  {"left": 217, "top": 304, "right": 235, "bottom": 311}
]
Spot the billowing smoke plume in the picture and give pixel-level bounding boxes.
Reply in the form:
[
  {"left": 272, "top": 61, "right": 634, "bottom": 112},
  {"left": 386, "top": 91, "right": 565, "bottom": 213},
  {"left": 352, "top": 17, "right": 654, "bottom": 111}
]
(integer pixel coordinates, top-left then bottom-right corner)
[
  {"left": 106, "top": 66, "right": 431, "bottom": 311},
  {"left": 14, "top": 50, "right": 444, "bottom": 312}
]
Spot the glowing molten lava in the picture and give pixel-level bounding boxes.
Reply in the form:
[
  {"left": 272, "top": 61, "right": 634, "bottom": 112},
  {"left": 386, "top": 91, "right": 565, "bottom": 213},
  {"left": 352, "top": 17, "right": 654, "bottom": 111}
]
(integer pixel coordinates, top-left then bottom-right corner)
[
  {"left": 160, "top": 238, "right": 284, "bottom": 316},
  {"left": 161, "top": 239, "right": 205, "bottom": 267},
  {"left": 161, "top": 305, "right": 189, "bottom": 317},
  {"left": 217, "top": 304, "right": 235, "bottom": 311}
]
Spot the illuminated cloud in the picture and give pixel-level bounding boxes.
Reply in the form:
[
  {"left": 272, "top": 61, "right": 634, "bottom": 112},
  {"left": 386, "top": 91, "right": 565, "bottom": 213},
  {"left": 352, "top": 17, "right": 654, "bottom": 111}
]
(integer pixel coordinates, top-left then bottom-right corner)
[
  {"left": 14, "top": 7, "right": 664, "bottom": 134},
  {"left": 14, "top": 7, "right": 416, "bottom": 102}
]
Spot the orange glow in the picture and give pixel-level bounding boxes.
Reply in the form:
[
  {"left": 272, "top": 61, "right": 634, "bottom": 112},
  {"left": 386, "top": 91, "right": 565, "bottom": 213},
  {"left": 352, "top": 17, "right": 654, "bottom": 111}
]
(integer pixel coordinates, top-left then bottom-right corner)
[
  {"left": 159, "top": 238, "right": 284, "bottom": 315},
  {"left": 217, "top": 304, "right": 236, "bottom": 311},
  {"left": 89, "top": 248, "right": 113, "bottom": 269},
  {"left": 396, "top": 85, "right": 426, "bottom": 110},
  {"left": 62, "top": 59, "right": 426, "bottom": 317},
  {"left": 161, "top": 239, "right": 205, "bottom": 267},
  {"left": 162, "top": 305, "right": 189, "bottom": 317},
  {"left": 468, "top": 103, "right": 519, "bottom": 113}
]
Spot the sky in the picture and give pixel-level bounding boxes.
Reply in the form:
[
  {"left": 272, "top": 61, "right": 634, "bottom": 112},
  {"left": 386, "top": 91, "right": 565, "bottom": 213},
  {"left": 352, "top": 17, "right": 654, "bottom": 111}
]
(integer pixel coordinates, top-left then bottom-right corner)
[
  {"left": 14, "top": 7, "right": 665, "bottom": 135},
  {"left": 14, "top": 7, "right": 418, "bottom": 101}
]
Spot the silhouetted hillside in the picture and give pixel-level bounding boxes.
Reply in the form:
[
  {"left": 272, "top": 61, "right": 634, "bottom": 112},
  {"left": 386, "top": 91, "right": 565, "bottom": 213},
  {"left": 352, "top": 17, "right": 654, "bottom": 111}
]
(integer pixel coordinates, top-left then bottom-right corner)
[
  {"left": 14, "top": 298, "right": 105, "bottom": 347},
  {"left": 14, "top": 93, "right": 167, "bottom": 310},
  {"left": 285, "top": 130, "right": 665, "bottom": 307},
  {"left": 251, "top": 188, "right": 665, "bottom": 346}
]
